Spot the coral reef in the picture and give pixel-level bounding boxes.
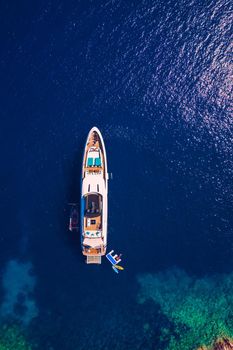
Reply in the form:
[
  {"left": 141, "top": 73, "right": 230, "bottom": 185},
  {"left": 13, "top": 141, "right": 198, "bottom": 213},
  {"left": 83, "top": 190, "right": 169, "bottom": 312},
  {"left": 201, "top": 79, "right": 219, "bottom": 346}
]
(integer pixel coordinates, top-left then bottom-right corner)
[
  {"left": 0, "top": 323, "right": 33, "bottom": 350},
  {"left": 137, "top": 268, "right": 233, "bottom": 350},
  {"left": 0, "top": 260, "right": 38, "bottom": 326}
]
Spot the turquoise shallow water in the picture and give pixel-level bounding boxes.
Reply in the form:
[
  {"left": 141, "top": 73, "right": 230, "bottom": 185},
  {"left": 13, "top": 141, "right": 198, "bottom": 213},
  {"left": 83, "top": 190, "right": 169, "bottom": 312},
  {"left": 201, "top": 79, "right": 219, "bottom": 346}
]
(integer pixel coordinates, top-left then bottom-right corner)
[{"left": 0, "top": 0, "right": 232, "bottom": 349}]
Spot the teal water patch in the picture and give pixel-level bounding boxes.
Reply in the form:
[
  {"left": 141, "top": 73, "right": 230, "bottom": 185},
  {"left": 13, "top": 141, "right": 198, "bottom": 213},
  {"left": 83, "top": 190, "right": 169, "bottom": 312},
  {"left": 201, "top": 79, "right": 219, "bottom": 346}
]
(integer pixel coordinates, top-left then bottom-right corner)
[
  {"left": 137, "top": 267, "right": 233, "bottom": 349},
  {"left": 0, "top": 260, "right": 38, "bottom": 326},
  {"left": 0, "top": 324, "right": 33, "bottom": 350}
]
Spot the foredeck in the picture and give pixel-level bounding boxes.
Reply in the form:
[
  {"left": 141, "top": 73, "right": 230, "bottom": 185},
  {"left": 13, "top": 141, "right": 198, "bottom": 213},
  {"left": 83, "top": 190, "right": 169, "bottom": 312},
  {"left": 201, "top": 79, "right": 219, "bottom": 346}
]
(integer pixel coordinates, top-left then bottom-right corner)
[{"left": 82, "top": 130, "right": 106, "bottom": 179}]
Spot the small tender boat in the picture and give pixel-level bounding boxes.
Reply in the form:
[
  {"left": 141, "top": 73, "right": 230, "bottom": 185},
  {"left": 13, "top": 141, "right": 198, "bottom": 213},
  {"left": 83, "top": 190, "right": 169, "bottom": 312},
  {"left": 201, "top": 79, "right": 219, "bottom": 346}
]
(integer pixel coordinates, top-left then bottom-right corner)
[
  {"left": 80, "top": 127, "right": 108, "bottom": 264},
  {"left": 69, "top": 204, "right": 79, "bottom": 232}
]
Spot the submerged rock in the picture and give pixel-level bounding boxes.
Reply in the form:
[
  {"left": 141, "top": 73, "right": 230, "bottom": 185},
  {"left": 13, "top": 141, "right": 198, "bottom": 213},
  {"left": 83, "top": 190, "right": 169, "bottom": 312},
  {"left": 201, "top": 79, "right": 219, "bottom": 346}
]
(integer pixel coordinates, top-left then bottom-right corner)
[
  {"left": 0, "top": 324, "right": 33, "bottom": 350},
  {"left": 0, "top": 259, "right": 38, "bottom": 326},
  {"left": 137, "top": 267, "right": 233, "bottom": 350},
  {"left": 198, "top": 338, "right": 233, "bottom": 350}
]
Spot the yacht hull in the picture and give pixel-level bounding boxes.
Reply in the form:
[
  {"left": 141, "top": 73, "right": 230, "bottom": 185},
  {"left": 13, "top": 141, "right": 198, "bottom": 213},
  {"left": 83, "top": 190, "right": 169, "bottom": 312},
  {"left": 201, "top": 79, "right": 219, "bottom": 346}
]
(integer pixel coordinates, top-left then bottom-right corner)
[{"left": 80, "top": 127, "right": 108, "bottom": 264}]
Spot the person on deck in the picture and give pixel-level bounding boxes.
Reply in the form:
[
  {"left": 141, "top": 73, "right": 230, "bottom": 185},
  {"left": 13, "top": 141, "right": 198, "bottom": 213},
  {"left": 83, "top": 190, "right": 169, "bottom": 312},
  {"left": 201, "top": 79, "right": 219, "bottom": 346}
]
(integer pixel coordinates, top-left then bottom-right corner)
[{"left": 115, "top": 254, "right": 122, "bottom": 262}]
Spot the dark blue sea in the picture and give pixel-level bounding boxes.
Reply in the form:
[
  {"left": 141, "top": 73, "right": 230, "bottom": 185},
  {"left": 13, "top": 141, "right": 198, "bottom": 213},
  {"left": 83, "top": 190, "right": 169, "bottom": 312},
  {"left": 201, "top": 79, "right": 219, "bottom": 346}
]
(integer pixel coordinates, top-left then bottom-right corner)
[{"left": 0, "top": 1, "right": 232, "bottom": 349}]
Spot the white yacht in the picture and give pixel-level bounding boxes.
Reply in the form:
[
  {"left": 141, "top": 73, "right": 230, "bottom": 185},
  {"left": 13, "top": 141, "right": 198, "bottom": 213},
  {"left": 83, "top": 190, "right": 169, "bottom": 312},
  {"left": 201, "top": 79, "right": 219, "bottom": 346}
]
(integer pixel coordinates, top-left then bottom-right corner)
[{"left": 81, "top": 127, "right": 108, "bottom": 264}]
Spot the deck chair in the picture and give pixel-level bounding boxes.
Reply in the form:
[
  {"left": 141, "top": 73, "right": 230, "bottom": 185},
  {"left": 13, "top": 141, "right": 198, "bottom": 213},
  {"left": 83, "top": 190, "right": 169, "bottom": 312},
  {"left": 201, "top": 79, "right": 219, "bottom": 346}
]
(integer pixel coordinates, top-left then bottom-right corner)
[
  {"left": 95, "top": 158, "right": 101, "bottom": 167},
  {"left": 87, "top": 158, "right": 93, "bottom": 167}
]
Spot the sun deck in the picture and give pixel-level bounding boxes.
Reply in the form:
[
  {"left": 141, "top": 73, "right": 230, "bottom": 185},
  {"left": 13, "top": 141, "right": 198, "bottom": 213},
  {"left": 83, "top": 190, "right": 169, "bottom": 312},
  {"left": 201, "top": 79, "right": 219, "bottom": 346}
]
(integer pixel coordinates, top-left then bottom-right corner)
[{"left": 83, "top": 193, "right": 102, "bottom": 231}]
